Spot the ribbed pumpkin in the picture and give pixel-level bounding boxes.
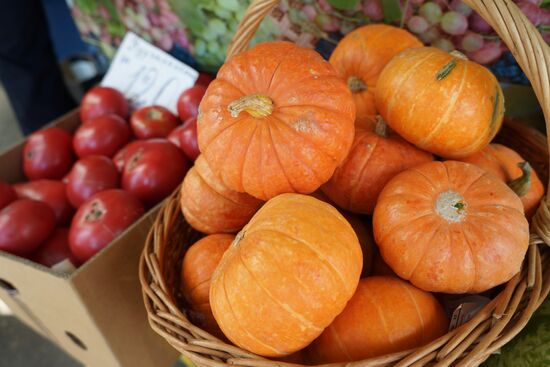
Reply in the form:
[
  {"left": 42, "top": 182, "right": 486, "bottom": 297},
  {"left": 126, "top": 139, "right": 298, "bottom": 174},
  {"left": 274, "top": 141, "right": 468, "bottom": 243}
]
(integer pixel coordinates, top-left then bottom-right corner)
[
  {"left": 375, "top": 47, "right": 504, "bottom": 158},
  {"left": 322, "top": 117, "right": 433, "bottom": 214},
  {"left": 307, "top": 277, "right": 448, "bottom": 363},
  {"left": 180, "top": 155, "right": 263, "bottom": 234},
  {"left": 181, "top": 234, "right": 233, "bottom": 337},
  {"left": 198, "top": 41, "right": 356, "bottom": 200},
  {"left": 373, "top": 161, "right": 529, "bottom": 293},
  {"left": 329, "top": 24, "right": 422, "bottom": 120},
  {"left": 457, "top": 143, "right": 544, "bottom": 219},
  {"left": 210, "top": 193, "right": 363, "bottom": 357}
]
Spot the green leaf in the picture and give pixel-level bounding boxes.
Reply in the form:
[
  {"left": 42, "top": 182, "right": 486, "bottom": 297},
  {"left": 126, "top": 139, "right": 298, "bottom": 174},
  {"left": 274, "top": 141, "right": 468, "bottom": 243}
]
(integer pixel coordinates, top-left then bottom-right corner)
[
  {"left": 327, "top": 0, "right": 360, "bottom": 11},
  {"left": 100, "top": 0, "right": 121, "bottom": 22},
  {"left": 541, "top": 0, "right": 550, "bottom": 8},
  {"left": 381, "top": 0, "right": 402, "bottom": 23},
  {"left": 74, "top": 0, "right": 98, "bottom": 14},
  {"left": 106, "top": 21, "right": 126, "bottom": 37},
  {"left": 169, "top": 0, "right": 208, "bottom": 34}
]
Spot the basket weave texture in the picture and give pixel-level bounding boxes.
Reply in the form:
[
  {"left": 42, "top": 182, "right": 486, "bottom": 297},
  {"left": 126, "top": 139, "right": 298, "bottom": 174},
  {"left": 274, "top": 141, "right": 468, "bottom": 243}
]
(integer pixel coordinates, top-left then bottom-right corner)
[{"left": 139, "top": 1, "right": 550, "bottom": 366}]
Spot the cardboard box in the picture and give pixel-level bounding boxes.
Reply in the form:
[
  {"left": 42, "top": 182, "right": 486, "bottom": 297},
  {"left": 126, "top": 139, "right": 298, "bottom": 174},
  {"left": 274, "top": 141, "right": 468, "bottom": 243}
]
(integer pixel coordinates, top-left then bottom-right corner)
[{"left": 0, "top": 110, "right": 178, "bottom": 367}]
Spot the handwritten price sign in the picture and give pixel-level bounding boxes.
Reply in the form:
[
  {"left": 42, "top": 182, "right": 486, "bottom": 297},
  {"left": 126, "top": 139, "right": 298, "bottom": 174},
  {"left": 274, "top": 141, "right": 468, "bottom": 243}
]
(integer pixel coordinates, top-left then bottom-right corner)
[{"left": 102, "top": 32, "right": 199, "bottom": 114}]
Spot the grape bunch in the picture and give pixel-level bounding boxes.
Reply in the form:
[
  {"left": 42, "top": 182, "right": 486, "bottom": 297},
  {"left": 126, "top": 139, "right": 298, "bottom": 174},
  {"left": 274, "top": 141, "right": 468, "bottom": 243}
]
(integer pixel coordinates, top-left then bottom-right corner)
[{"left": 401, "top": 0, "right": 550, "bottom": 65}]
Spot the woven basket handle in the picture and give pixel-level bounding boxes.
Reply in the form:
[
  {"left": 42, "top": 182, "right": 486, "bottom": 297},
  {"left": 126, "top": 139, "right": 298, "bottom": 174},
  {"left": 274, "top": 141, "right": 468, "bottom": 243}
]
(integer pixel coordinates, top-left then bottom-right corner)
[{"left": 227, "top": 0, "right": 550, "bottom": 195}]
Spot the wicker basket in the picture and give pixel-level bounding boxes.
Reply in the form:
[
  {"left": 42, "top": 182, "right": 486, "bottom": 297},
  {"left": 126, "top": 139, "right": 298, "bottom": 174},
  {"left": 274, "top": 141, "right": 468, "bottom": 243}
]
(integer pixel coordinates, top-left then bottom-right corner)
[{"left": 139, "top": 1, "right": 550, "bottom": 366}]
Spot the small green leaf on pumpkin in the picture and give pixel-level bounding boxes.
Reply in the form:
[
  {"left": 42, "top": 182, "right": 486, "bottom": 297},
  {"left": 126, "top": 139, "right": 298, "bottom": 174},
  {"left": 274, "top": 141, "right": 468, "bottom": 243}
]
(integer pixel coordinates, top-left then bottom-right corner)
[
  {"left": 436, "top": 59, "right": 457, "bottom": 80},
  {"left": 454, "top": 202, "right": 466, "bottom": 210},
  {"left": 328, "top": 0, "right": 361, "bottom": 11},
  {"left": 381, "top": 0, "right": 402, "bottom": 23}
]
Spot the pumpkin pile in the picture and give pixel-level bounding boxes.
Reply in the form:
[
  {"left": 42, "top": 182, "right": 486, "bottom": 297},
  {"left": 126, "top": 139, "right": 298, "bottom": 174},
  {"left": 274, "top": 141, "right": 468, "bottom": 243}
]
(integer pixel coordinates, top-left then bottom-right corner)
[{"left": 175, "top": 24, "right": 543, "bottom": 362}]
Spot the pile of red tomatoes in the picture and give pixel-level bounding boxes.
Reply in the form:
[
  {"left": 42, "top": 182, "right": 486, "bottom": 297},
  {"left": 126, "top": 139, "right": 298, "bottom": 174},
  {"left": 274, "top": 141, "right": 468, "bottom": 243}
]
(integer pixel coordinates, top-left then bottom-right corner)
[{"left": 0, "top": 75, "right": 211, "bottom": 269}]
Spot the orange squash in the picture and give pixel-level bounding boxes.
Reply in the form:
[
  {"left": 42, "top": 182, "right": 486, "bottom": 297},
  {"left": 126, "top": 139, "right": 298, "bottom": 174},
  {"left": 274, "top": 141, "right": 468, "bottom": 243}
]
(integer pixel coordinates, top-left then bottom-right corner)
[
  {"left": 329, "top": 24, "right": 422, "bottom": 120},
  {"left": 307, "top": 276, "right": 448, "bottom": 363},
  {"left": 375, "top": 47, "right": 504, "bottom": 158},
  {"left": 210, "top": 193, "right": 363, "bottom": 357},
  {"left": 180, "top": 155, "right": 263, "bottom": 234},
  {"left": 198, "top": 41, "right": 355, "bottom": 200},
  {"left": 457, "top": 143, "right": 544, "bottom": 219},
  {"left": 181, "top": 234, "right": 233, "bottom": 337},
  {"left": 322, "top": 117, "right": 433, "bottom": 213},
  {"left": 373, "top": 161, "right": 529, "bottom": 293}
]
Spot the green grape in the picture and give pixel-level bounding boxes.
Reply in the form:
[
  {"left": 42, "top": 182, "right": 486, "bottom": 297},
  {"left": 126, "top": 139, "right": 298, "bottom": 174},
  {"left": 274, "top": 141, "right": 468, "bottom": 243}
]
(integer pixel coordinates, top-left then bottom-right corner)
[
  {"left": 217, "top": 0, "right": 240, "bottom": 12},
  {"left": 209, "top": 18, "right": 228, "bottom": 36},
  {"left": 195, "top": 39, "right": 207, "bottom": 55},
  {"left": 407, "top": 16, "right": 429, "bottom": 34},
  {"left": 440, "top": 11, "right": 468, "bottom": 36},
  {"left": 419, "top": 2, "right": 443, "bottom": 25},
  {"left": 213, "top": 8, "right": 232, "bottom": 19},
  {"left": 432, "top": 38, "right": 455, "bottom": 52}
]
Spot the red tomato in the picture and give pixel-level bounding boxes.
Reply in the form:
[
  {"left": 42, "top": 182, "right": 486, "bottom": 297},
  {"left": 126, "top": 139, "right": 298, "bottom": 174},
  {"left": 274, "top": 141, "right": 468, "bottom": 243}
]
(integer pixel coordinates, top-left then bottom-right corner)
[
  {"left": 113, "top": 139, "right": 177, "bottom": 173},
  {"left": 113, "top": 140, "right": 144, "bottom": 173},
  {"left": 66, "top": 156, "right": 119, "bottom": 208},
  {"left": 0, "top": 199, "right": 56, "bottom": 256},
  {"left": 167, "top": 117, "right": 199, "bottom": 161},
  {"left": 23, "top": 128, "right": 74, "bottom": 180},
  {"left": 0, "top": 181, "right": 17, "bottom": 210},
  {"left": 196, "top": 73, "right": 215, "bottom": 87},
  {"left": 73, "top": 114, "right": 130, "bottom": 158},
  {"left": 69, "top": 189, "right": 144, "bottom": 263},
  {"left": 130, "top": 105, "right": 179, "bottom": 139},
  {"left": 14, "top": 180, "right": 74, "bottom": 225},
  {"left": 176, "top": 85, "right": 206, "bottom": 122},
  {"left": 80, "top": 86, "right": 129, "bottom": 121},
  {"left": 31, "top": 228, "right": 76, "bottom": 267},
  {"left": 122, "top": 139, "right": 189, "bottom": 206}
]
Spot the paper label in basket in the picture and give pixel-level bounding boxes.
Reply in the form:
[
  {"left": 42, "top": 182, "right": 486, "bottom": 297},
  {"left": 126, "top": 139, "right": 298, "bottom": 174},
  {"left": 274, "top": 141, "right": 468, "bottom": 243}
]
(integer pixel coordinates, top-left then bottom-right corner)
[
  {"left": 449, "top": 296, "right": 491, "bottom": 331},
  {"left": 101, "top": 32, "right": 198, "bottom": 114}
]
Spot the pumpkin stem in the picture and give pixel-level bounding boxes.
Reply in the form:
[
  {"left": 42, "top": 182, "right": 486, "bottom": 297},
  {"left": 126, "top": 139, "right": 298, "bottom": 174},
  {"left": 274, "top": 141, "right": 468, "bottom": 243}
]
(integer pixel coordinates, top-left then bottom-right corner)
[
  {"left": 347, "top": 76, "right": 367, "bottom": 93},
  {"left": 508, "top": 162, "right": 532, "bottom": 197},
  {"left": 147, "top": 107, "right": 163, "bottom": 120},
  {"left": 449, "top": 50, "right": 468, "bottom": 60},
  {"left": 374, "top": 116, "right": 391, "bottom": 138},
  {"left": 436, "top": 191, "right": 467, "bottom": 223},
  {"left": 228, "top": 94, "right": 273, "bottom": 118}
]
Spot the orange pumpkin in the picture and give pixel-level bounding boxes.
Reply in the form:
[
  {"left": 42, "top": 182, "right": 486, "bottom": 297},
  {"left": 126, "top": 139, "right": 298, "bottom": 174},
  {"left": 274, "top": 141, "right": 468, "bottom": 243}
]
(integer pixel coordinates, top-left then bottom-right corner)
[
  {"left": 375, "top": 47, "right": 504, "bottom": 158},
  {"left": 329, "top": 24, "right": 422, "bottom": 120},
  {"left": 210, "top": 193, "right": 363, "bottom": 357},
  {"left": 307, "top": 276, "right": 448, "bottom": 363},
  {"left": 180, "top": 155, "right": 263, "bottom": 234},
  {"left": 457, "top": 143, "right": 544, "bottom": 219},
  {"left": 322, "top": 117, "right": 433, "bottom": 213},
  {"left": 181, "top": 234, "right": 233, "bottom": 337},
  {"left": 198, "top": 41, "right": 356, "bottom": 200},
  {"left": 373, "top": 161, "right": 529, "bottom": 293}
]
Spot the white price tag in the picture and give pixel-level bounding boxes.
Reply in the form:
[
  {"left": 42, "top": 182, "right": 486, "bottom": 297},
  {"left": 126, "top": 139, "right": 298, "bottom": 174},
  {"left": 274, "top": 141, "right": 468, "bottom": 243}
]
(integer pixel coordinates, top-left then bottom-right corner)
[{"left": 101, "top": 32, "right": 199, "bottom": 114}]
